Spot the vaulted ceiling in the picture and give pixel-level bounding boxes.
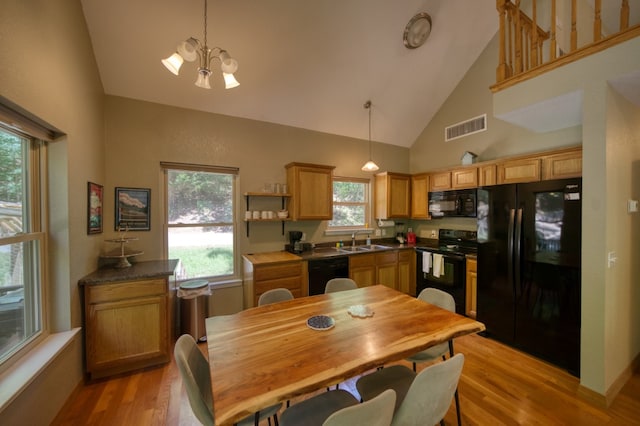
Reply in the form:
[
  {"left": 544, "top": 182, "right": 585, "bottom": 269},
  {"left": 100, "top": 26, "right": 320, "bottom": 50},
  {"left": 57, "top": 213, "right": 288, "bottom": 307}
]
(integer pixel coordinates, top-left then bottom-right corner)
[{"left": 81, "top": 0, "right": 498, "bottom": 148}]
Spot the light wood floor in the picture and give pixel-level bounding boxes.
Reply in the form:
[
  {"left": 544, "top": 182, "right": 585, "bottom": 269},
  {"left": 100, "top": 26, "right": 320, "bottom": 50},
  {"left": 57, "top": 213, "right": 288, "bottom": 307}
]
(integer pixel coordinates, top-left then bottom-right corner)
[{"left": 52, "top": 333, "right": 640, "bottom": 425}]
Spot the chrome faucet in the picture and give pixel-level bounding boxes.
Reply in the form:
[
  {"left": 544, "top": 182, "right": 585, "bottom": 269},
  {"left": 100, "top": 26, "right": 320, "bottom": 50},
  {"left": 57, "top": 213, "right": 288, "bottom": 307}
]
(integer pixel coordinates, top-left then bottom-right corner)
[{"left": 351, "top": 232, "right": 356, "bottom": 247}]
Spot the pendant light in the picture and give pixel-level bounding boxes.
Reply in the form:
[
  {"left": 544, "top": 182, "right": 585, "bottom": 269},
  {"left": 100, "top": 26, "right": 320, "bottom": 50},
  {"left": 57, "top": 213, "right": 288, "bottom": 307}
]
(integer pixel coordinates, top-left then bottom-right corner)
[{"left": 361, "top": 100, "right": 379, "bottom": 172}]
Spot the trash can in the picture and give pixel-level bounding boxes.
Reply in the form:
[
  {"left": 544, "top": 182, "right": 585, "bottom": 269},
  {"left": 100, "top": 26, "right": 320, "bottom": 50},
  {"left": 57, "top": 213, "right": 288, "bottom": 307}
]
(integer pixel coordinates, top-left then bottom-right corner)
[{"left": 179, "top": 279, "right": 211, "bottom": 342}]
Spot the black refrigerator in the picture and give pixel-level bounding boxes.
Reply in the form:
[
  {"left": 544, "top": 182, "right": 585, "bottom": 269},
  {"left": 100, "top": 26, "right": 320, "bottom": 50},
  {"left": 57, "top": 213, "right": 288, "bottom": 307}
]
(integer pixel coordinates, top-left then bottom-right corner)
[{"left": 476, "top": 178, "right": 581, "bottom": 376}]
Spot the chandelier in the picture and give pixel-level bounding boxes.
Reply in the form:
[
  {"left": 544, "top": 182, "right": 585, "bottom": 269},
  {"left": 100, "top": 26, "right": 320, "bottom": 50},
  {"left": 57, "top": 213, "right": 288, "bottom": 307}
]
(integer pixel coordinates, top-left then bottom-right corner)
[
  {"left": 161, "top": 0, "right": 239, "bottom": 90},
  {"left": 361, "top": 100, "right": 379, "bottom": 172}
]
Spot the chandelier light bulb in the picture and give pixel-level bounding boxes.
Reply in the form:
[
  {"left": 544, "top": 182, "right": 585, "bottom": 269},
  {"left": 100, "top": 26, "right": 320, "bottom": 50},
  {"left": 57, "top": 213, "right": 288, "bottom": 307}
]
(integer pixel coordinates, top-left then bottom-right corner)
[
  {"left": 223, "top": 73, "right": 240, "bottom": 89},
  {"left": 177, "top": 38, "right": 199, "bottom": 62},
  {"left": 195, "top": 69, "right": 212, "bottom": 89},
  {"left": 161, "top": 53, "right": 184, "bottom": 75}
]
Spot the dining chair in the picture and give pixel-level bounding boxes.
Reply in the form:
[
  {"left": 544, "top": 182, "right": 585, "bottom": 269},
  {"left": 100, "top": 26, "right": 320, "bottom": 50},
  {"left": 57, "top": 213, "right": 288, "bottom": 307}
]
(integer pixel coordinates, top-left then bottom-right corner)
[
  {"left": 355, "top": 353, "right": 465, "bottom": 426},
  {"left": 258, "top": 287, "right": 294, "bottom": 306},
  {"left": 324, "top": 278, "right": 358, "bottom": 293},
  {"left": 281, "top": 388, "right": 395, "bottom": 426},
  {"left": 405, "top": 287, "right": 461, "bottom": 425},
  {"left": 174, "top": 334, "right": 282, "bottom": 426}
]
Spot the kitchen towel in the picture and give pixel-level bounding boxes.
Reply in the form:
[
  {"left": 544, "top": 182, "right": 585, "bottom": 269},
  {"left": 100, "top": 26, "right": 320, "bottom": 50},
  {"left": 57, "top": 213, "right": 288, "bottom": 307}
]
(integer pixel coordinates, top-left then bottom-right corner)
[
  {"left": 433, "top": 253, "right": 444, "bottom": 278},
  {"left": 422, "top": 252, "right": 431, "bottom": 273}
]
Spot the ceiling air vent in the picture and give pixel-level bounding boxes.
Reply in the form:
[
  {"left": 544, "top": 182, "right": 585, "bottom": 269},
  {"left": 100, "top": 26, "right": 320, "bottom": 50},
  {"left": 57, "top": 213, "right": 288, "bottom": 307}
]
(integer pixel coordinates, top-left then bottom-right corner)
[{"left": 445, "top": 114, "right": 487, "bottom": 142}]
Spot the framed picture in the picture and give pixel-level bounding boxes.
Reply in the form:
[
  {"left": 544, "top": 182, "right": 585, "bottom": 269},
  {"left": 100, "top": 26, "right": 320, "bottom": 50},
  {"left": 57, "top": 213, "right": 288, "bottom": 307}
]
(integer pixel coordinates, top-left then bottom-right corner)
[
  {"left": 115, "top": 187, "right": 151, "bottom": 231},
  {"left": 87, "top": 182, "right": 103, "bottom": 234}
]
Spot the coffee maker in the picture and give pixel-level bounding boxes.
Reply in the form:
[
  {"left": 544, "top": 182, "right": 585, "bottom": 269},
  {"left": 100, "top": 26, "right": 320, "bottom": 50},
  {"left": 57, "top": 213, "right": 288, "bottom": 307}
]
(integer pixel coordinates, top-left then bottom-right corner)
[{"left": 289, "top": 231, "right": 303, "bottom": 253}]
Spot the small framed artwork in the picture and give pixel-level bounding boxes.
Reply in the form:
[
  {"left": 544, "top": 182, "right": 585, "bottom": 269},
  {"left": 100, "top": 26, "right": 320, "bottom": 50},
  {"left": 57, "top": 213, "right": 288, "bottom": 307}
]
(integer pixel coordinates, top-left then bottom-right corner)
[
  {"left": 115, "top": 187, "right": 151, "bottom": 231},
  {"left": 87, "top": 182, "right": 103, "bottom": 234}
]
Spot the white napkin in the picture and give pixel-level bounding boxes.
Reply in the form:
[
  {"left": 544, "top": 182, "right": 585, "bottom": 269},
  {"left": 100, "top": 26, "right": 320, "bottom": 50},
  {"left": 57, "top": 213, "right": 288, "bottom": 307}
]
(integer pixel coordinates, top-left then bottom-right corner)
[
  {"left": 422, "top": 252, "right": 431, "bottom": 273},
  {"left": 433, "top": 253, "right": 444, "bottom": 278}
]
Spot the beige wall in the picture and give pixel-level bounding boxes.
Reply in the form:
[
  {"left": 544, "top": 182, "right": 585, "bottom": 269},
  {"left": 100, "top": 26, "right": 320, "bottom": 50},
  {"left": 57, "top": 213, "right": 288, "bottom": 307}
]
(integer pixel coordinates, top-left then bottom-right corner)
[
  {"left": 409, "top": 32, "right": 582, "bottom": 173},
  {"left": 103, "top": 96, "right": 410, "bottom": 261},
  {"left": 0, "top": 0, "right": 105, "bottom": 422},
  {"left": 604, "top": 89, "right": 640, "bottom": 387}
]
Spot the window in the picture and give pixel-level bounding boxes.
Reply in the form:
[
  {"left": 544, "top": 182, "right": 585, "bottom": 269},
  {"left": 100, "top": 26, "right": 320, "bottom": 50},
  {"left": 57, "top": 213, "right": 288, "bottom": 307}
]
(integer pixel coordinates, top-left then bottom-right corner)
[
  {"left": 329, "top": 177, "right": 370, "bottom": 228},
  {"left": 0, "top": 126, "right": 45, "bottom": 363},
  {"left": 163, "top": 163, "right": 238, "bottom": 281}
]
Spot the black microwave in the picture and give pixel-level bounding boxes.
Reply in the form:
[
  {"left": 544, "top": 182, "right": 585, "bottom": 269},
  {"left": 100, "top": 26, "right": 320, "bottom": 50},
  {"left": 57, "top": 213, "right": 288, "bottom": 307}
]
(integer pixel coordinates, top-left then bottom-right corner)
[{"left": 428, "top": 189, "right": 477, "bottom": 218}]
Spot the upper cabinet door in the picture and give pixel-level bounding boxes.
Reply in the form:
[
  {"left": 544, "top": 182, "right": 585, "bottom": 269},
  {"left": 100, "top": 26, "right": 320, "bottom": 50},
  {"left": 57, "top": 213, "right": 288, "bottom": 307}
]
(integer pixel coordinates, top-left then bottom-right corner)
[
  {"left": 497, "top": 158, "right": 541, "bottom": 184},
  {"left": 411, "top": 173, "right": 429, "bottom": 219},
  {"left": 286, "top": 163, "right": 335, "bottom": 220},
  {"left": 429, "top": 171, "right": 452, "bottom": 191},
  {"left": 451, "top": 167, "right": 478, "bottom": 189},
  {"left": 375, "top": 172, "right": 411, "bottom": 219}
]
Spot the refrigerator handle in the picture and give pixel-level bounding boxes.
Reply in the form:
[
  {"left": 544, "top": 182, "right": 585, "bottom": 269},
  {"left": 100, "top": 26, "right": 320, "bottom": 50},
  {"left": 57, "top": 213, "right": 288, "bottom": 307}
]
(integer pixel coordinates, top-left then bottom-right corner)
[
  {"left": 514, "top": 208, "right": 523, "bottom": 289},
  {"left": 507, "top": 209, "right": 515, "bottom": 285}
]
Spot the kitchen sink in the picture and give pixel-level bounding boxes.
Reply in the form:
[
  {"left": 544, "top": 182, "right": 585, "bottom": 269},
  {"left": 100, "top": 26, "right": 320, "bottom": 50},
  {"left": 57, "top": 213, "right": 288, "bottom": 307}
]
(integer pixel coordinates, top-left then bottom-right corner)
[
  {"left": 362, "top": 244, "right": 391, "bottom": 250},
  {"left": 338, "top": 244, "right": 391, "bottom": 253},
  {"left": 339, "top": 246, "right": 371, "bottom": 252}
]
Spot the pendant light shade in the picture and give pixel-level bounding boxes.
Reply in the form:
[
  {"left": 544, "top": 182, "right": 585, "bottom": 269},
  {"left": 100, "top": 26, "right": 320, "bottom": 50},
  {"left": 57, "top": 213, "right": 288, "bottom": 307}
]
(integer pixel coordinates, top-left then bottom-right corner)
[{"left": 361, "top": 100, "right": 379, "bottom": 172}]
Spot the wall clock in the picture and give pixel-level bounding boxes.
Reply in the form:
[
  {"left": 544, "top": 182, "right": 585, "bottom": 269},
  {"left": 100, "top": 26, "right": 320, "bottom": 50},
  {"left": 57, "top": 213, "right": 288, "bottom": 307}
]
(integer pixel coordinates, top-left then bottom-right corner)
[{"left": 403, "top": 12, "right": 432, "bottom": 49}]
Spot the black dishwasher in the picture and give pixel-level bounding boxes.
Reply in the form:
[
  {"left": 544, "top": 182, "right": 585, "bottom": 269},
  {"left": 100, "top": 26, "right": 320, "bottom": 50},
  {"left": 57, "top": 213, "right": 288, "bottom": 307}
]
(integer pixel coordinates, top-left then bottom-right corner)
[{"left": 308, "top": 256, "right": 349, "bottom": 295}]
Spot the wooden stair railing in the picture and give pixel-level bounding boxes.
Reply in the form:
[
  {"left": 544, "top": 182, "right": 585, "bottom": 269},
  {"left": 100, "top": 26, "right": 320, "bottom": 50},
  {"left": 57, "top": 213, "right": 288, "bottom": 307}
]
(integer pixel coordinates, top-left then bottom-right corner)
[{"left": 493, "top": 0, "right": 640, "bottom": 92}]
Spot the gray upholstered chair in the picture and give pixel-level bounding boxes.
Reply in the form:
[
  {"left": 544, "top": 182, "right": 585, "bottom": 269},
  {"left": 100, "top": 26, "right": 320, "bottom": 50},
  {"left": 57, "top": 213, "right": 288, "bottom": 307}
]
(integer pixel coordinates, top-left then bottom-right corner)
[
  {"left": 405, "top": 287, "right": 461, "bottom": 425},
  {"left": 174, "top": 334, "right": 282, "bottom": 426},
  {"left": 356, "top": 353, "right": 465, "bottom": 426},
  {"left": 324, "top": 278, "right": 358, "bottom": 293},
  {"left": 281, "top": 388, "right": 395, "bottom": 426},
  {"left": 258, "top": 287, "right": 294, "bottom": 306}
]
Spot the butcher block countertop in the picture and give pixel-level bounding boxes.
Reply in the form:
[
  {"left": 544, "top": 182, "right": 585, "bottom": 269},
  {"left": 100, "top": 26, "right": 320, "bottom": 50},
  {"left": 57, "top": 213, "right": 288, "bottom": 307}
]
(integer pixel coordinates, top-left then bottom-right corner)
[{"left": 242, "top": 251, "right": 302, "bottom": 265}]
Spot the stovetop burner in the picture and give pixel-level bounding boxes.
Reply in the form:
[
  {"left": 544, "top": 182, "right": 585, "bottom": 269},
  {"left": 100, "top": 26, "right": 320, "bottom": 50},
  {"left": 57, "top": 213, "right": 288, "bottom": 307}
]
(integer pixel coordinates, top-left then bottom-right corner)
[{"left": 417, "top": 228, "right": 478, "bottom": 256}]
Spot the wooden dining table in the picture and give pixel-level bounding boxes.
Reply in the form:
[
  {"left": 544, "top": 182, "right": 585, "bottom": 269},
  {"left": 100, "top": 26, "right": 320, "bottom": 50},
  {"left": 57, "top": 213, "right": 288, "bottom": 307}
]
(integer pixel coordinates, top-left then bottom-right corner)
[{"left": 205, "top": 284, "right": 485, "bottom": 426}]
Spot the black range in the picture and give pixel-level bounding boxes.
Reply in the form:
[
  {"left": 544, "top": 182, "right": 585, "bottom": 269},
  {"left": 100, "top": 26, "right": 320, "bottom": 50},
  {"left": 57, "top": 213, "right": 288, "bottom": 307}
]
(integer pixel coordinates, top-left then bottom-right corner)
[{"left": 415, "top": 229, "right": 477, "bottom": 315}]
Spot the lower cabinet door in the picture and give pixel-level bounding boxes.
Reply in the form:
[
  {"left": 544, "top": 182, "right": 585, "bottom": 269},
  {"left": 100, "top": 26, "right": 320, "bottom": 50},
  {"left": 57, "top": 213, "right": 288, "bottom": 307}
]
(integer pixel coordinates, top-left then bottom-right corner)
[{"left": 87, "top": 294, "right": 169, "bottom": 378}]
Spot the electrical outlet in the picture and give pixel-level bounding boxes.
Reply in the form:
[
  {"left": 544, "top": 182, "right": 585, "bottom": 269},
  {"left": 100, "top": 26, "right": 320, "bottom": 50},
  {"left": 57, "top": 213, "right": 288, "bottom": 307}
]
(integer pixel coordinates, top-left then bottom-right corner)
[
  {"left": 430, "top": 230, "right": 437, "bottom": 238},
  {"left": 382, "top": 229, "right": 387, "bottom": 236},
  {"left": 375, "top": 229, "right": 381, "bottom": 236}
]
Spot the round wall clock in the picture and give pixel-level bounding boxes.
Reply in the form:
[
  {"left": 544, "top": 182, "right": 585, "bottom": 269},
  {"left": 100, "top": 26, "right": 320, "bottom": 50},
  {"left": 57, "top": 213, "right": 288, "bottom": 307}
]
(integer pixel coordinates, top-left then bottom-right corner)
[{"left": 403, "top": 12, "right": 432, "bottom": 49}]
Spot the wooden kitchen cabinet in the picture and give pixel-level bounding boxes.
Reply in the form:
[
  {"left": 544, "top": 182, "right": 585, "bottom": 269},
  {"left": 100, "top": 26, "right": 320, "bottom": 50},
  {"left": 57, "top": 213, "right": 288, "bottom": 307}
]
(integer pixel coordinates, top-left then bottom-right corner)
[
  {"left": 497, "top": 158, "right": 541, "bottom": 184},
  {"left": 375, "top": 172, "right": 411, "bottom": 219},
  {"left": 375, "top": 251, "right": 398, "bottom": 290},
  {"left": 243, "top": 252, "right": 307, "bottom": 307},
  {"left": 397, "top": 249, "right": 415, "bottom": 295},
  {"left": 349, "top": 253, "right": 376, "bottom": 287},
  {"left": 83, "top": 278, "right": 171, "bottom": 380},
  {"left": 451, "top": 167, "right": 478, "bottom": 189},
  {"left": 410, "top": 173, "right": 430, "bottom": 219},
  {"left": 541, "top": 148, "right": 582, "bottom": 180},
  {"left": 285, "top": 162, "right": 335, "bottom": 220},
  {"left": 465, "top": 257, "right": 477, "bottom": 318},
  {"left": 429, "top": 171, "right": 452, "bottom": 191},
  {"left": 479, "top": 164, "right": 497, "bottom": 186}
]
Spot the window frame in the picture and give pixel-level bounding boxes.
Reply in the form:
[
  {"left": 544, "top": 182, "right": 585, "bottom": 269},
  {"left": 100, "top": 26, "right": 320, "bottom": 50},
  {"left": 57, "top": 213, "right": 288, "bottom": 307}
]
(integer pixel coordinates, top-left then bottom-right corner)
[
  {"left": 161, "top": 162, "right": 239, "bottom": 284},
  {"left": 0, "top": 124, "right": 47, "bottom": 369},
  {"left": 328, "top": 176, "right": 371, "bottom": 230}
]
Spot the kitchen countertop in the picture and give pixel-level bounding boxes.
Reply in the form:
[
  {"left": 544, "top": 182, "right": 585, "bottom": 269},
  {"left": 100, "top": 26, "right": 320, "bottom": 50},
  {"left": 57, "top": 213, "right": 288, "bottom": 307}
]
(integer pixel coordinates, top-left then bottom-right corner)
[
  {"left": 242, "top": 251, "right": 303, "bottom": 265},
  {"left": 243, "top": 240, "right": 419, "bottom": 262},
  {"left": 242, "top": 238, "right": 480, "bottom": 264},
  {"left": 78, "top": 259, "right": 180, "bottom": 285}
]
